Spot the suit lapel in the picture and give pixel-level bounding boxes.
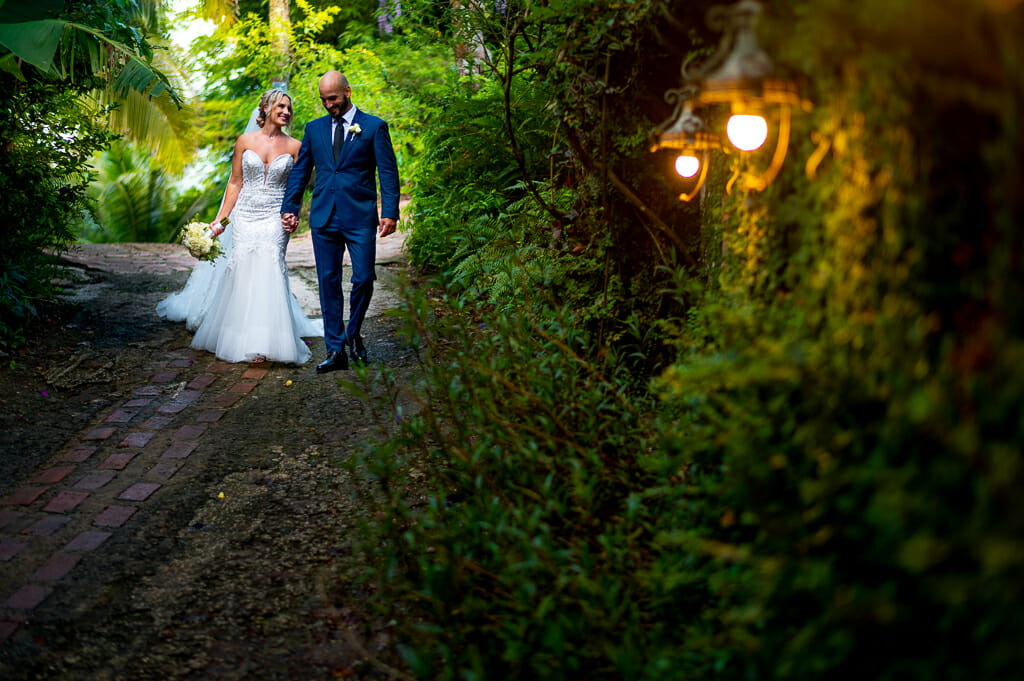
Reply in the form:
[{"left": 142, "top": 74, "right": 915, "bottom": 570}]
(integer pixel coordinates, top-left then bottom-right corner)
[
  {"left": 335, "top": 111, "right": 363, "bottom": 167},
  {"left": 317, "top": 116, "right": 335, "bottom": 167}
]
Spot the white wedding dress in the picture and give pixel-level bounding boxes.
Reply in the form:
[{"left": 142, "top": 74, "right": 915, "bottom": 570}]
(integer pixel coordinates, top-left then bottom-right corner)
[{"left": 157, "top": 150, "right": 323, "bottom": 364}]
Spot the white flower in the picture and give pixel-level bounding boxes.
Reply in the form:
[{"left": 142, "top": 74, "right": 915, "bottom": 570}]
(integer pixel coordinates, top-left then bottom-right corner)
[
  {"left": 179, "top": 220, "right": 223, "bottom": 262},
  {"left": 349, "top": 123, "right": 362, "bottom": 136}
]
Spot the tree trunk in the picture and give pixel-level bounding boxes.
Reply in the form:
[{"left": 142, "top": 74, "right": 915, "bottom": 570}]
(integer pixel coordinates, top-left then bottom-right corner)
[{"left": 269, "top": 0, "right": 291, "bottom": 86}]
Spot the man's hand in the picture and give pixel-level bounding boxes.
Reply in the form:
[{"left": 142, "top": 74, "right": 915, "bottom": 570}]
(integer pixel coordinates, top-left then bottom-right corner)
[
  {"left": 378, "top": 217, "right": 397, "bottom": 238},
  {"left": 282, "top": 212, "right": 298, "bottom": 234}
]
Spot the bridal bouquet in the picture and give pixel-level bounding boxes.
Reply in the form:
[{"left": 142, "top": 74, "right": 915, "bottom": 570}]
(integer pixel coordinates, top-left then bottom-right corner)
[{"left": 178, "top": 218, "right": 227, "bottom": 262}]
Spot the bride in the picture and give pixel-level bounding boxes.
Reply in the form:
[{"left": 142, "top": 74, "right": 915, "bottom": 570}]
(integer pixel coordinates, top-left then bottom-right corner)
[{"left": 157, "top": 88, "right": 323, "bottom": 364}]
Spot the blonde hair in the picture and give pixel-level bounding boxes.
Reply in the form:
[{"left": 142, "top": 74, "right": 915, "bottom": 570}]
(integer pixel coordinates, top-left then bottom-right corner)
[{"left": 256, "top": 88, "right": 291, "bottom": 127}]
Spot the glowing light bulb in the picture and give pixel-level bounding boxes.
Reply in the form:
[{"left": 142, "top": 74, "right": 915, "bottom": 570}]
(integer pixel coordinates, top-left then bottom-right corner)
[
  {"left": 674, "top": 154, "right": 700, "bottom": 178},
  {"left": 726, "top": 114, "right": 768, "bottom": 151}
]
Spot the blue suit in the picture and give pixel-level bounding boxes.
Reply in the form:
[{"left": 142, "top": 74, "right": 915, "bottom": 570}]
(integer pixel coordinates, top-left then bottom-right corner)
[{"left": 280, "top": 109, "right": 400, "bottom": 353}]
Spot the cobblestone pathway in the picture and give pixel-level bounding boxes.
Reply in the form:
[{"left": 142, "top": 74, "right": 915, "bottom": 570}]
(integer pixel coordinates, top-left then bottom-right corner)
[
  {"left": 0, "top": 354, "right": 275, "bottom": 642},
  {"left": 0, "top": 229, "right": 410, "bottom": 655}
]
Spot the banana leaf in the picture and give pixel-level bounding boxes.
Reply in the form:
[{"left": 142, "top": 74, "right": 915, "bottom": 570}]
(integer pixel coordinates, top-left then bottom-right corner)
[{"left": 0, "top": 4, "right": 182, "bottom": 108}]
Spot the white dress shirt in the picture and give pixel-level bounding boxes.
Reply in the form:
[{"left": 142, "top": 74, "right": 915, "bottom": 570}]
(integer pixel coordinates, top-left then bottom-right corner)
[{"left": 332, "top": 107, "right": 358, "bottom": 144}]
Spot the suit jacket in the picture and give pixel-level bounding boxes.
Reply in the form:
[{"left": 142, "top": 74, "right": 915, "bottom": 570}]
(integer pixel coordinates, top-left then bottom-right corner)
[{"left": 280, "top": 109, "right": 400, "bottom": 230}]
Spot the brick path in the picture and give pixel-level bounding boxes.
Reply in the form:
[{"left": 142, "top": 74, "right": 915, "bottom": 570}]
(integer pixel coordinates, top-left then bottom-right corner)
[
  {"left": 0, "top": 352, "right": 283, "bottom": 642},
  {"left": 0, "top": 228, "right": 409, "bottom": 646}
]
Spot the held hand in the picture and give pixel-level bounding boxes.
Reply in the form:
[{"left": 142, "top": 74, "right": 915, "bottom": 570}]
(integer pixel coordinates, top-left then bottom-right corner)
[
  {"left": 282, "top": 213, "right": 298, "bottom": 234},
  {"left": 378, "top": 217, "right": 397, "bottom": 238}
]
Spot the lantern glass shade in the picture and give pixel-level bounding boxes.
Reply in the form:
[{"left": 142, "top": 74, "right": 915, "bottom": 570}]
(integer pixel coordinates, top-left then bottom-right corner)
[
  {"left": 675, "top": 154, "right": 701, "bottom": 178},
  {"left": 726, "top": 113, "right": 768, "bottom": 150}
]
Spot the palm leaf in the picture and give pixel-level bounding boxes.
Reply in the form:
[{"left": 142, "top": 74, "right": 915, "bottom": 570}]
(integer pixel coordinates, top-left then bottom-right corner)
[
  {"left": 0, "top": 18, "right": 183, "bottom": 107},
  {"left": 97, "top": 177, "right": 146, "bottom": 242},
  {"left": 0, "top": 0, "right": 64, "bottom": 69},
  {"left": 0, "top": 20, "right": 63, "bottom": 73},
  {"left": 91, "top": 45, "right": 197, "bottom": 174},
  {"left": 96, "top": 89, "right": 194, "bottom": 173},
  {"left": 87, "top": 141, "right": 173, "bottom": 243},
  {"left": 196, "top": 0, "right": 239, "bottom": 26}
]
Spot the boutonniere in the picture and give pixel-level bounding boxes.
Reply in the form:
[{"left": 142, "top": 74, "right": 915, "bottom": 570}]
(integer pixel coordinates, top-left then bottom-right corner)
[{"left": 349, "top": 123, "right": 362, "bottom": 136}]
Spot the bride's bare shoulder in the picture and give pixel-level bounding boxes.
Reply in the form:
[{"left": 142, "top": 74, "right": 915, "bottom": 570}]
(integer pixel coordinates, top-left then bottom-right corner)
[
  {"left": 237, "top": 130, "right": 262, "bottom": 145},
  {"left": 233, "top": 131, "right": 260, "bottom": 155}
]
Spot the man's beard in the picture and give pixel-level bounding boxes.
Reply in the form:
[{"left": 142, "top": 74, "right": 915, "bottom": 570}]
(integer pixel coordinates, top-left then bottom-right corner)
[{"left": 333, "top": 95, "right": 351, "bottom": 116}]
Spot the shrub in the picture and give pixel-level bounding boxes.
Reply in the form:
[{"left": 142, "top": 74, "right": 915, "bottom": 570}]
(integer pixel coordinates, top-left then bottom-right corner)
[
  {"left": 353, "top": 290, "right": 722, "bottom": 680},
  {"left": 350, "top": 1, "right": 1024, "bottom": 679},
  {"left": 0, "top": 81, "right": 115, "bottom": 345}
]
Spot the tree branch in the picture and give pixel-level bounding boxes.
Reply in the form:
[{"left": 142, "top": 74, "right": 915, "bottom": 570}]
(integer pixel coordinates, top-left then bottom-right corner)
[
  {"left": 563, "top": 126, "right": 697, "bottom": 267},
  {"left": 501, "top": 18, "right": 570, "bottom": 225}
]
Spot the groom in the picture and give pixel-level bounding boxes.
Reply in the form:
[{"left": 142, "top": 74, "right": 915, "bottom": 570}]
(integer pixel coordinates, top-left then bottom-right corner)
[{"left": 281, "top": 70, "right": 400, "bottom": 373}]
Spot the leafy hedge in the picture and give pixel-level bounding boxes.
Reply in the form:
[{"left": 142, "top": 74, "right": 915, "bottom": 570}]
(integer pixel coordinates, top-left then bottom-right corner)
[
  {"left": 0, "top": 0, "right": 173, "bottom": 345},
  {"left": 351, "top": 0, "right": 1023, "bottom": 679},
  {"left": 0, "top": 81, "right": 115, "bottom": 346},
  {"left": 354, "top": 295, "right": 699, "bottom": 679}
]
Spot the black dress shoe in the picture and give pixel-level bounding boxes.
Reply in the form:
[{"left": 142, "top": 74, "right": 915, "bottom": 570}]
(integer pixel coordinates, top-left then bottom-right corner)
[
  {"left": 316, "top": 350, "right": 348, "bottom": 373},
  {"left": 349, "top": 336, "right": 368, "bottom": 365}
]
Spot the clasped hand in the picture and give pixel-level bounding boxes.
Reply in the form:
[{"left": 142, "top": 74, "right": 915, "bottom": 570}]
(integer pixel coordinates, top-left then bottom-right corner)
[
  {"left": 281, "top": 213, "right": 299, "bottom": 233},
  {"left": 279, "top": 214, "right": 396, "bottom": 237}
]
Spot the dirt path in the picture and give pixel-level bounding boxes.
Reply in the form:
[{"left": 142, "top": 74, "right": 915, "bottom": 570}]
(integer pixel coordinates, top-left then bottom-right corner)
[{"left": 0, "top": 235, "right": 418, "bottom": 680}]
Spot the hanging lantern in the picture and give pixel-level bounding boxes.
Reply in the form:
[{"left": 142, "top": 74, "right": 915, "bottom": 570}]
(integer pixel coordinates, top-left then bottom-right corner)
[
  {"left": 650, "top": 0, "right": 809, "bottom": 198},
  {"left": 650, "top": 98, "right": 722, "bottom": 202},
  {"left": 687, "top": 0, "right": 808, "bottom": 192}
]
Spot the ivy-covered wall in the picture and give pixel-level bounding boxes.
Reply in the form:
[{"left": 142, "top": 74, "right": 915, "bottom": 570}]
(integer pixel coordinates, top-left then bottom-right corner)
[{"left": 656, "top": 1, "right": 1023, "bottom": 677}]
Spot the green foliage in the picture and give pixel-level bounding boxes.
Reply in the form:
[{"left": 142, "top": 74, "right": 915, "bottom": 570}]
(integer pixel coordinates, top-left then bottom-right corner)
[
  {"left": 92, "top": 34, "right": 198, "bottom": 175},
  {"left": 397, "top": 0, "right": 709, "bottom": 350},
  {"left": 317, "top": 0, "right": 380, "bottom": 48},
  {"left": 355, "top": 292, "right": 715, "bottom": 679},
  {"left": 191, "top": 1, "right": 445, "bottom": 197},
  {"left": 0, "top": 80, "right": 116, "bottom": 345},
  {"left": 0, "top": 0, "right": 181, "bottom": 107},
  {"left": 0, "top": 0, "right": 197, "bottom": 173},
  {"left": 192, "top": 0, "right": 382, "bottom": 47},
  {"left": 656, "top": 3, "right": 1024, "bottom": 677},
  {"left": 0, "top": 0, "right": 186, "bottom": 343},
  {"left": 351, "top": 0, "right": 1024, "bottom": 679},
  {"left": 402, "top": 77, "right": 541, "bottom": 271},
  {"left": 76, "top": 140, "right": 207, "bottom": 244}
]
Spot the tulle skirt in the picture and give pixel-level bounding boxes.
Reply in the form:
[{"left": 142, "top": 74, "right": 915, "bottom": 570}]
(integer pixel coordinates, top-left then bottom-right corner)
[
  {"left": 157, "top": 222, "right": 324, "bottom": 365},
  {"left": 156, "top": 257, "right": 223, "bottom": 332},
  {"left": 189, "top": 242, "right": 322, "bottom": 364}
]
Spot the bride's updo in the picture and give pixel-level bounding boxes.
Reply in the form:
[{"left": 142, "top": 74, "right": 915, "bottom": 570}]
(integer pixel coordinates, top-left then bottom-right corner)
[{"left": 256, "top": 88, "right": 291, "bottom": 127}]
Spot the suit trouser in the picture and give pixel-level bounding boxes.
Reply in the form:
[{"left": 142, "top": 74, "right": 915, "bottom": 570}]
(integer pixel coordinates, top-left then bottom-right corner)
[{"left": 311, "top": 212, "right": 376, "bottom": 353}]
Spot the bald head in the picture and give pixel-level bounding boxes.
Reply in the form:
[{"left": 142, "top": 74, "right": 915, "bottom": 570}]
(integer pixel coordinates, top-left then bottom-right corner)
[
  {"left": 318, "top": 70, "right": 352, "bottom": 118},
  {"left": 319, "top": 70, "right": 349, "bottom": 91}
]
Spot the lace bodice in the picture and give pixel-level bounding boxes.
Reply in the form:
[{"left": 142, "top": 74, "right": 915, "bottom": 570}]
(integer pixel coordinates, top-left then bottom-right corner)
[
  {"left": 230, "top": 150, "right": 294, "bottom": 257},
  {"left": 237, "top": 149, "right": 293, "bottom": 213}
]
